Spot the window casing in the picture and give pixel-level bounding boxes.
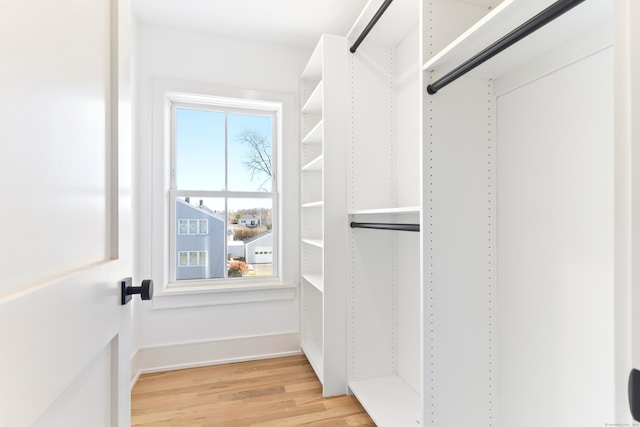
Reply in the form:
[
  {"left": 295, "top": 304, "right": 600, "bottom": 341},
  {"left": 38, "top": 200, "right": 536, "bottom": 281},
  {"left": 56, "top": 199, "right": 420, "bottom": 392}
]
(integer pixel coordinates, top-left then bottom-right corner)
[
  {"left": 148, "top": 80, "right": 297, "bottom": 309},
  {"left": 168, "top": 100, "right": 278, "bottom": 286}
]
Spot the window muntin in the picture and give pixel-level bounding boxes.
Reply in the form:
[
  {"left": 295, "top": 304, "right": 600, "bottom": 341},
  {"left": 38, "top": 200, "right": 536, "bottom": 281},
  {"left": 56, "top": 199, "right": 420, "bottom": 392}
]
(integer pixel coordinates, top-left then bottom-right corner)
[{"left": 169, "top": 101, "right": 277, "bottom": 285}]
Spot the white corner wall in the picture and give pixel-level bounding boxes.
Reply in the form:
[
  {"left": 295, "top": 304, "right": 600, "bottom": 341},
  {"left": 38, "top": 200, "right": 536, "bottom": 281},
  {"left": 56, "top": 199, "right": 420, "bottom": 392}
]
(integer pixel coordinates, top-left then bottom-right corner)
[{"left": 132, "top": 22, "right": 310, "bottom": 381}]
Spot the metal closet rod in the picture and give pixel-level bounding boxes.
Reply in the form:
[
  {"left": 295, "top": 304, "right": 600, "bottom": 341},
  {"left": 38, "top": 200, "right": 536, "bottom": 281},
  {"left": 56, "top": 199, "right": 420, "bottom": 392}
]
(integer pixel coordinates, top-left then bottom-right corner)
[
  {"left": 426, "top": 0, "right": 586, "bottom": 95},
  {"left": 349, "top": 0, "right": 394, "bottom": 53},
  {"left": 350, "top": 222, "right": 420, "bottom": 232}
]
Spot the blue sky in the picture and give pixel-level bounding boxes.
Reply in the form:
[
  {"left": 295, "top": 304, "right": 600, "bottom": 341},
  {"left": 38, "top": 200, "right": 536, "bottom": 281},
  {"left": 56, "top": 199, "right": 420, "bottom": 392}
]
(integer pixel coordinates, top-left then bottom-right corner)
[{"left": 175, "top": 108, "right": 273, "bottom": 212}]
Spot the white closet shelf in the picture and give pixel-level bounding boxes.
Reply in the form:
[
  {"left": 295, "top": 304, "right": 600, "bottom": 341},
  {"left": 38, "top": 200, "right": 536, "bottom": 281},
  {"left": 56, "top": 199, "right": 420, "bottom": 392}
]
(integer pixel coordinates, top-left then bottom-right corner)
[
  {"left": 302, "top": 120, "right": 323, "bottom": 145},
  {"left": 302, "top": 273, "right": 324, "bottom": 293},
  {"left": 423, "top": 0, "right": 611, "bottom": 81},
  {"left": 301, "top": 81, "right": 323, "bottom": 114},
  {"left": 302, "top": 201, "right": 323, "bottom": 208},
  {"left": 349, "top": 376, "right": 420, "bottom": 427},
  {"left": 302, "top": 239, "right": 323, "bottom": 248},
  {"left": 349, "top": 206, "right": 419, "bottom": 215},
  {"left": 302, "top": 155, "right": 323, "bottom": 171}
]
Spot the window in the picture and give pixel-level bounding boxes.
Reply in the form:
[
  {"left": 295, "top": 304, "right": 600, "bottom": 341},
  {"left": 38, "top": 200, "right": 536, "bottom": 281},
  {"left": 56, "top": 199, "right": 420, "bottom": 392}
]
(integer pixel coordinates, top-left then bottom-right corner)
[
  {"left": 178, "top": 219, "right": 208, "bottom": 235},
  {"left": 169, "top": 99, "right": 277, "bottom": 284},
  {"left": 178, "top": 251, "right": 208, "bottom": 267}
]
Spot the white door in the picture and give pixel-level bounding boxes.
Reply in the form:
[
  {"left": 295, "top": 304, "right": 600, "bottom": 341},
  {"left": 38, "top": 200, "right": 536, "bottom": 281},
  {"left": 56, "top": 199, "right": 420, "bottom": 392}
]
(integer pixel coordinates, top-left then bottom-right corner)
[
  {"left": 0, "top": 0, "right": 133, "bottom": 426},
  {"left": 624, "top": 0, "right": 640, "bottom": 422}
]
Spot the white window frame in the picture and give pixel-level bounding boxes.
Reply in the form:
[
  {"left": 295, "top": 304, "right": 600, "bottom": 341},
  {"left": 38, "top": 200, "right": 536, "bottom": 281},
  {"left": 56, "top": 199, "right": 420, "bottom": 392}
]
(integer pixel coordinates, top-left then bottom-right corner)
[
  {"left": 168, "top": 101, "right": 279, "bottom": 284},
  {"left": 149, "top": 79, "right": 298, "bottom": 309}
]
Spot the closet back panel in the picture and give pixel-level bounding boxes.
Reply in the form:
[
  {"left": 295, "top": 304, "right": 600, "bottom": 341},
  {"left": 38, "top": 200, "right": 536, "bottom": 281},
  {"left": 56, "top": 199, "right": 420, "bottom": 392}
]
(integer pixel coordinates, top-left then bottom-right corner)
[
  {"left": 394, "top": 26, "right": 421, "bottom": 209},
  {"left": 349, "top": 42, "right": 395, "bottom": 211},
  {"left": 301, "top": 208, "right": 322, "bottom": 240},
  {"left": 349, "top": 228, "right": 395, "bottom": 380},
  {"left": 425, "top": 75, "right": 496, "bottom": 425},
  {"left": 423, "top": 0, "right": 498, "bottom": 66},
  {"left": 301, "top": 282, "right": 324, "bottom": 369},
  {"left": 496, "top": 45, "right": 615, "bottom": 427},
  {"left": 396, "top": 231, "right": 421, "bottom": 393}
]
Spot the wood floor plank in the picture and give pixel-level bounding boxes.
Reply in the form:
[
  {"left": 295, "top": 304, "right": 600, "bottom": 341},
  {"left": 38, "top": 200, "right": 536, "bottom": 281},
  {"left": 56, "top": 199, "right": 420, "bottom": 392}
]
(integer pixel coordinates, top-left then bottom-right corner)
[{"left": 131, "top": 355, "right": 374, "bottom": 426}]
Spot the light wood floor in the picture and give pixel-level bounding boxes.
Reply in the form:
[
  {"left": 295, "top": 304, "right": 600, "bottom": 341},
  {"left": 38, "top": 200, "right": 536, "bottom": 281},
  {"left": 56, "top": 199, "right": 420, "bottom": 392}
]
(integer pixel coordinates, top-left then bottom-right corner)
[{"left": 131, "top": 354, "right": 375, "bottom": 426}]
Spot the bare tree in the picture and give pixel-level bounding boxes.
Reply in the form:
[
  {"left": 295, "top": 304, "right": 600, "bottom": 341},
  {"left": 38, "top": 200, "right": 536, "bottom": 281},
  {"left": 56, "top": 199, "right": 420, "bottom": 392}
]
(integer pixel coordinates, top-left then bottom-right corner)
[{"left": 237, "top": 129, "right": 272, "bottom": 190}]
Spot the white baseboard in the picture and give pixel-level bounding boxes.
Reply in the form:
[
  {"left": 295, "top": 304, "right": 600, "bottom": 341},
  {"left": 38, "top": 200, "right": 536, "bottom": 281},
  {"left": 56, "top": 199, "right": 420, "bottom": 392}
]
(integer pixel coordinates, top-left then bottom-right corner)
[{"left": 130, "top": 332, "right": 300, "bottom": 388}]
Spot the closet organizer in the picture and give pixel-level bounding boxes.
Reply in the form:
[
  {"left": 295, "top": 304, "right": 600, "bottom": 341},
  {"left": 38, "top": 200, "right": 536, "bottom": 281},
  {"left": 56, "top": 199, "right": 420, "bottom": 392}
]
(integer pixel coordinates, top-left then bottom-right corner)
[
  {"left": 424, "top": 0, "right": 623, "bottom": 426},
  {"left": 300, "top": 0, "right": 635, "bottom": 425}
]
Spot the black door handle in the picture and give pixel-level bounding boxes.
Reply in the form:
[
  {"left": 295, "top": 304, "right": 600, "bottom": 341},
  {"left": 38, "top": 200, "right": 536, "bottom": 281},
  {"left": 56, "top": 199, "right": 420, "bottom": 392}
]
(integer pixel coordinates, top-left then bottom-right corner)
[
  {"left": 120, "top": 278, "right": 153, "bottom": 305},
  {"left": 630, "top": 368, "right": 640, "bottom": 421}
]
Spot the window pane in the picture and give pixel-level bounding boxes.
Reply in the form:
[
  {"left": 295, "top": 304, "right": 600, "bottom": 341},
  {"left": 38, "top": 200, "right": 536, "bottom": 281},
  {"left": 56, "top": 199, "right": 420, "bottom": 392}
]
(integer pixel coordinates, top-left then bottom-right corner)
[
  {"left": 179, "top": 252, "right": 188, "bottom": 267},
  {"left": 188, "top": 251, "right": 198, "bottom": 266},
  {"left": 175, "top": 108, "right": 225, "bottom": 190},
  {"left": 178, "top": 219, "right": 188, "bottom": 235},
  {"left": 228, "top": 198, "right": 273, "bottom": 278},
  {"left": 199, "top": 219, "right": 208, "bottom": 235},
  {"left": 227, "top": 113, "right": 273, "bottom": 192},
  {"left": 175, "top": 197, "right": 225, "bottom": 281},
  {"left": 199, "top": 251, "right": 207, "bottom": 266}
]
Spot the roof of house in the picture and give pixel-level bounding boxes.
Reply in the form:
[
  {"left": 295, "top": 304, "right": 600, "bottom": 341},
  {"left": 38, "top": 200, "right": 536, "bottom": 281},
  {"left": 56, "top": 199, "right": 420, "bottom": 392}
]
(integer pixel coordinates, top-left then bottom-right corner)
[
  {"left": 176, "top": 199, "right": 225, "bottom": 222},
  {"left": 243, "top": 231, "right": 272, "bottom": 245}
]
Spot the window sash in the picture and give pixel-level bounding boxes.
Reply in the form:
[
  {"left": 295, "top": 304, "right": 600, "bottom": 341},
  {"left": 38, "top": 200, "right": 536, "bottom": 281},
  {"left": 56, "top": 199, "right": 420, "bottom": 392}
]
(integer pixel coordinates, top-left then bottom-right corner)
[
  {"left": 169, "top": 190, "right": 278, "bottom": 284},
  {"left": 169, "top": 102, "right": 277, "bottom": 193}
]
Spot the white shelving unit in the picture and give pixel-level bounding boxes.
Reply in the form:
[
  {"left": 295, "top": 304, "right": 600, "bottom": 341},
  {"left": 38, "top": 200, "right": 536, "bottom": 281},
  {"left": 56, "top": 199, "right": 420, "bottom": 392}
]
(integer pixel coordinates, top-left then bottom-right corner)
[
  {"left": 345, "top": 1, "right": 423, "bottom": 424},
  {"left": 295, "top": 0, "right": 635, "bottom": 423},
  {"left": 340, "top": 0, "right": 628, "bottom": 425},
  {"left": 299, "top": 34, "right": 348, "bottom": 397}
]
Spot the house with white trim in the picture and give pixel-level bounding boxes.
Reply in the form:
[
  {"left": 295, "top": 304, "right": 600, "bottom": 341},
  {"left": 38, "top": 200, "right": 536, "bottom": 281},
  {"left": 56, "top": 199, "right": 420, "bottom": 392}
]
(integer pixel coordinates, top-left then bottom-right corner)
[{"left": 244, "top": 231, "right": 273, "bottom": 264}]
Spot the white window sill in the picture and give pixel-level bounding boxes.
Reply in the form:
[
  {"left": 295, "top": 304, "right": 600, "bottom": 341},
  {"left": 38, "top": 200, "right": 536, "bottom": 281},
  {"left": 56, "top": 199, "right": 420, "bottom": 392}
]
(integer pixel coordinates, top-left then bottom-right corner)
[{"left": 150, "top": 280, "right": 297, "bottom": 310}]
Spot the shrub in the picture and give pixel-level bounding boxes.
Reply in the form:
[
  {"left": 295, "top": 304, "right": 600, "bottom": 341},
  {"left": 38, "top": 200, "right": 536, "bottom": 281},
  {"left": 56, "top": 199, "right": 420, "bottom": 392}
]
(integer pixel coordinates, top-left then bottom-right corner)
[
  {"left": 234, "top": 226, "right": 267, "bottom": 241},
  {"left": 228, "top": 260, "right": 249, "bottom": 277}
]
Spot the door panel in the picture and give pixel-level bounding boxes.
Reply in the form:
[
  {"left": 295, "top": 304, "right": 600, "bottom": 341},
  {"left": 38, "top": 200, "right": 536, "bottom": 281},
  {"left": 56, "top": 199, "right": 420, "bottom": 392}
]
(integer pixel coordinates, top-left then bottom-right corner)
[
  {"left": 0, "top": 0, "right": 132, "bottom": 425},
  {"left": 0, "top": 0, "right": 111, "bottom": 297},
  {"left": 33, "top": 343, "right": 113, "bottom": 427}
]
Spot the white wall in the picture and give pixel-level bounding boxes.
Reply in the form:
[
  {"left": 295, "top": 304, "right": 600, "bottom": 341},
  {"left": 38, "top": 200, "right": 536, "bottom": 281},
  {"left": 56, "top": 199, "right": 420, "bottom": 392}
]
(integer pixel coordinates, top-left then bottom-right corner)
[{"left": 133, "top": 22, "right": 310, "bottom": 377}]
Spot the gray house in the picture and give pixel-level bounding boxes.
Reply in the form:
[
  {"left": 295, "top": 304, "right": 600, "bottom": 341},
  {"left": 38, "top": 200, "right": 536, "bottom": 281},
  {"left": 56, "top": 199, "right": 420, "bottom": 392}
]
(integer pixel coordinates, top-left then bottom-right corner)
[{"left": 175, "top": 199, "right": 225, "bottom": 280}]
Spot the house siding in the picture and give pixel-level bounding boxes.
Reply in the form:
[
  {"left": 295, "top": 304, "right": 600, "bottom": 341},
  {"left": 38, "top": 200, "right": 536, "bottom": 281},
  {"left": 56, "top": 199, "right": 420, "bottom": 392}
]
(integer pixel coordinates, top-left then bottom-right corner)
[{"left": 175, "top": 201, "right": 225, "bottom": 280}]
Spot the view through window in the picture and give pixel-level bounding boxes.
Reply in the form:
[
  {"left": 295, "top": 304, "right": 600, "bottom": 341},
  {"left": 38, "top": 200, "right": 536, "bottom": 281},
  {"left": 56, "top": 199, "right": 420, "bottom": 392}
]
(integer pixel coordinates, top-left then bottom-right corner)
[{"left": 171, "top": 103, "right": 276, "bottom": 283}]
